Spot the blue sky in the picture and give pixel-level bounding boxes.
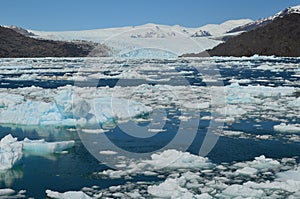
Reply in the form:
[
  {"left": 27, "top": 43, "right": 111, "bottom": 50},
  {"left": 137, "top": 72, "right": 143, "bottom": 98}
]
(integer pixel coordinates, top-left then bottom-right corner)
[{"left": 1, "top": 0, "right": 300, "bottom": 30}]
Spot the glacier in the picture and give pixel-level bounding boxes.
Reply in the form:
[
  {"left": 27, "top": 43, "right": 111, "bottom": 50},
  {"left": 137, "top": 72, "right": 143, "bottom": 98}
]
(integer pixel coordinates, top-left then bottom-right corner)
[{"left": 28, "top": 20, "right": 252, "bottom": 58}]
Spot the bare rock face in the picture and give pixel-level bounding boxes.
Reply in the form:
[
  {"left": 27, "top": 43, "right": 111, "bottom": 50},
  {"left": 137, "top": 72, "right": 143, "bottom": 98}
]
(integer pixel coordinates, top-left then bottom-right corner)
[
  {"left": 0, "top": 26, "right": 108, "bottom": 58},
  {"left": 182, "top": 13, "right": 300, "bottom": 57}
]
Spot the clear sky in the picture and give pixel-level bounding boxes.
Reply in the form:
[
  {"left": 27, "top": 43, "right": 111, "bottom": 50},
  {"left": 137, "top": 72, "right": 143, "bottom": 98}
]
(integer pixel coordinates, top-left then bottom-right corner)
[{"left": 1, "top": 0, "right": 300, "bottom": 31}]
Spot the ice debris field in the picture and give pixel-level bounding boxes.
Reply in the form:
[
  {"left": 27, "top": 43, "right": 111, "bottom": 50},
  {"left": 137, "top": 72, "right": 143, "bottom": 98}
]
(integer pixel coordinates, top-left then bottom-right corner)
[{"left": 0, "top": 57, "right": 299, "bottom": 198}]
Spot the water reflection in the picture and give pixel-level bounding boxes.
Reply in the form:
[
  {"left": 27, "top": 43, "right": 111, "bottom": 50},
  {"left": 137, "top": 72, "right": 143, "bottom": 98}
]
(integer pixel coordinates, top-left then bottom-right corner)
[{"left": 0, "top": 168, "right": 23, "bottom": 187}]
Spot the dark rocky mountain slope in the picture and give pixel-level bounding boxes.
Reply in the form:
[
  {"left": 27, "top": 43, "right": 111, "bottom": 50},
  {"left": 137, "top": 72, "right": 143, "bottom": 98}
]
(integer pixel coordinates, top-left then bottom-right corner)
[
  {"left": 0, "top": 26, "right": 105, "bottom": 57},
  {"left": 182, "top": 13, "right": 300, "bottom": 57}
]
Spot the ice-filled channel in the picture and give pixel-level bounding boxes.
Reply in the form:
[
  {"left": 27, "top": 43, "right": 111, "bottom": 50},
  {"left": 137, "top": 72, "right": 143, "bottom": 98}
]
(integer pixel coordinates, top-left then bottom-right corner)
[{"left": 0, "top": 57, "right": 299, "bottom": 198}]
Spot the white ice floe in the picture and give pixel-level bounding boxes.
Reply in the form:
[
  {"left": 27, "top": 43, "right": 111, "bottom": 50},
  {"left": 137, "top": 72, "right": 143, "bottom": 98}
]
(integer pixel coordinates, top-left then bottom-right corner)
[
  {"left": 144, "top": 150, "right": 213, "bottom": 170},
  {"left": 277, "top": 166, "right": 300, "bottom": 181},
  {"left": 274, "top": 123, "right": 300, "bottom": 134},
  {"left": 46, "top": 189, "right": 93, "bottom": 199},
  {"left": 0, "top": 135, "right": 22, "bottom": 170},
  {"left": 22, "top": 138, "right": 75, "bottom": 154},
  {"left": 0, "top": 188, "right": 15, "bottom": 196},
  {"left": 219, "top": 184, "right": 265, "bottom": 198},
  {"left": 99, "top": 150, "right": 118, "bottom": 155},
  {"left": 235, "top": 167, "right": 258, "bottom": 176},
  {"left": 234, "top": 155, "right": 280, "bottom": 171},
  {"left": 81, "top": 129, "right": 109, "bottom": 134},
  {"left": 148, "top": 177, "right": 194, "bottom": 199},
  {"left": 100, "top": 149, "right": 214, "bottom": 179}
]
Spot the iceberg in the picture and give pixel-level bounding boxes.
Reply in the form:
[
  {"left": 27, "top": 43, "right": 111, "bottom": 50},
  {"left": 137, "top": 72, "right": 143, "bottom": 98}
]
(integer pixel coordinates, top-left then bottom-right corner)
[
  {"left": 23, "top": 138, "right": 75, "bottom": 154},
  {"left": 0, "top": 89, "right": 151, "bottom": 127},
  {"left": 0, "top": 135, "right": 22, "bottom": 170},
  {"left": 0, "top": 134, "right": 75, "bottom": 170}
]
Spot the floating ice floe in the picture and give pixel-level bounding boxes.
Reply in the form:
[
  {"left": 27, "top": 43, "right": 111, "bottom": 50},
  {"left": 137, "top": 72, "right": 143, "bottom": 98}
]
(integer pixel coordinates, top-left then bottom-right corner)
[
  {"left": 148, "top": 177, "right": 195, "bottom": 199},
  {"left": 46, "top": 190, "right": 93, "bottom": 199},
  {"left": 274, "top": 123, "right": 300, "bottom": 133},
  {"left": 219, "top": 184, "right": 265, "bottom": 198},
  {"left": 100, "top": 149, "right": 214, "bottom": 179}
]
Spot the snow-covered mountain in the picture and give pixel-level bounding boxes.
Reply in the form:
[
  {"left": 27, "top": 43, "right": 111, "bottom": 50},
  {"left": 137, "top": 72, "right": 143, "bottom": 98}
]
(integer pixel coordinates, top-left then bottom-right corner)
[
  {"left": 228, "top": 5, "right": 300, "bottom": 33},
  {"left": 28, "top": 19, "right": 252, "bottom": 58}
]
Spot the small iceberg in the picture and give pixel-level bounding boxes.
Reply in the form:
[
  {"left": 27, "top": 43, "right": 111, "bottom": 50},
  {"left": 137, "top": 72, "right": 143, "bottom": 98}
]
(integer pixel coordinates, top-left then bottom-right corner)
[
  {"left": 0, "top": 134, "right": 75, "bottom": 170},
  {"left": 0, "top": 135, "right": 23, "bottom": 170}
]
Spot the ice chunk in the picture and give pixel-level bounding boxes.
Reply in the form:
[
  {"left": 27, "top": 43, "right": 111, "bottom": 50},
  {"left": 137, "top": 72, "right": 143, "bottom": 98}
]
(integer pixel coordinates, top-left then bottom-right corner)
[
  {"left": 220, "top": 184, "right": 265, "bottom": 198},
  {"left": 0, "top": 188, "right": 15, "bottom": 196},
  {"left": 277, "top": 166, "right": 300, "bottom": 181},
  {"left": 23, "top": 138, "right": 75, "bottom": 154},
  {"left": 242, "top": 155, "right": 280, "bottom": 171},
  {"left": 55, "top": 89, "right": 91, "bottom": 119},
  {"left": 100, "top": 149, "right": 214, "bottom": 179},
  {"left": 99, "top": 150, "right": 118, "bottom": 155},
  {"left": 196, "top": 193, "right": 213, "bottom": 199},
  {"left": 148, "top": 178, "right": 194, "bottom": 199},
  {"left": 46, "top": 189, "right": 92, "bottom": 199},
  {"left": 274, "top": 123, "right": 300, "bottom": 133},
  {"left": 145, "top": 149, "right": 214, "bottom": 170},
  {"left": 0, "top": 135, "right": 23, "bottom": 170},
  {"left": 236, "top": 167, "right": 258, "bottom": 176}
]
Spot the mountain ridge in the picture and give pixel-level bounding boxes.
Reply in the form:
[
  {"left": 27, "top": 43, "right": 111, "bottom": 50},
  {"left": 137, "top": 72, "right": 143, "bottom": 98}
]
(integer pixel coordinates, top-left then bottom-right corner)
[
  {"left": 182, "top": 12, "right": 300, "bottom": 57},
  {"left": 0, "top": 26, "right": 109, "bottom": 58}
]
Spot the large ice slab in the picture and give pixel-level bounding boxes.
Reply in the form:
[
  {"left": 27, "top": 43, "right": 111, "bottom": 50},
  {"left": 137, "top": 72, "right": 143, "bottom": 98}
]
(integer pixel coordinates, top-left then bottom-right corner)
[
  {"left": 23, "top": 138, "right": 75, "bottom": 154},
  {"left": 0, "top": 89, "right": 151, "bottom": 127}
]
